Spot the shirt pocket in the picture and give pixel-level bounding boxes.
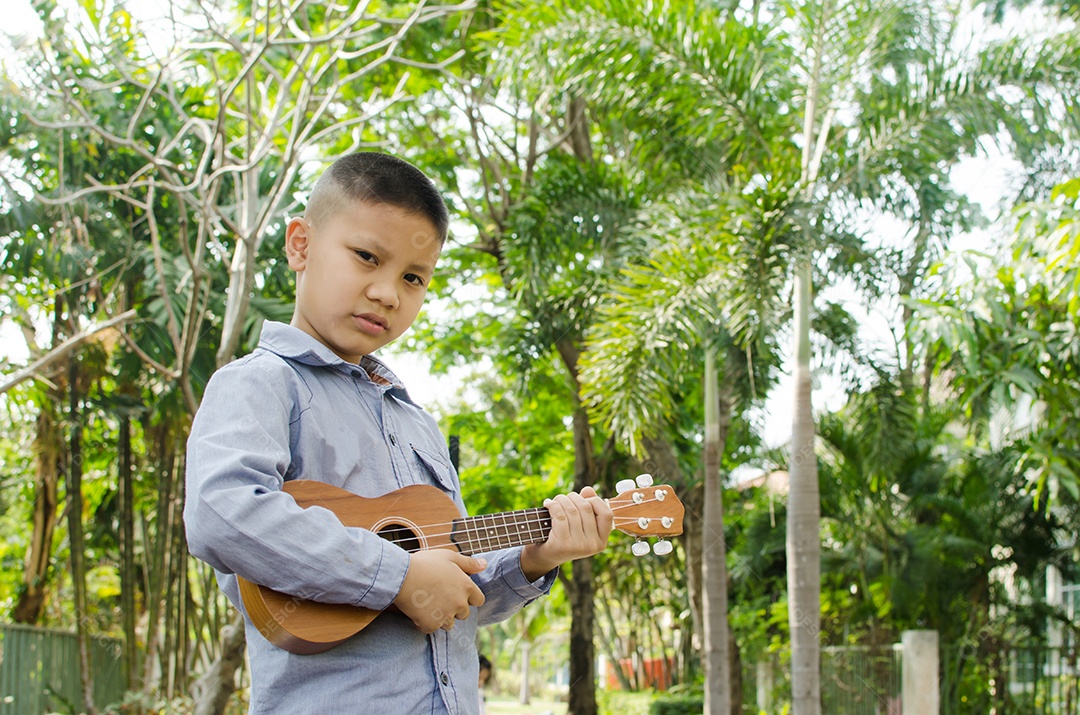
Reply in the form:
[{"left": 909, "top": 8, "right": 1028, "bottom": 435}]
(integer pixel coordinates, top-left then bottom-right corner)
[{"left": 411, "top": 445, "right": 458, "bottom": 494}]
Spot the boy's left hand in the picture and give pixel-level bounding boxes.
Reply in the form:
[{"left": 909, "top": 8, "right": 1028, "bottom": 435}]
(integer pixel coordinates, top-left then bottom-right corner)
[{"left": 519, "top": 486, "right": 614, "bottom": 581}]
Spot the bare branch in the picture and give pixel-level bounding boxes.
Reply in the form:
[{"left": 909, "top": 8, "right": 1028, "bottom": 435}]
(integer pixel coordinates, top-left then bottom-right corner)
[{"left": 0, "top": 310, "right": 139, "bottom": 395}]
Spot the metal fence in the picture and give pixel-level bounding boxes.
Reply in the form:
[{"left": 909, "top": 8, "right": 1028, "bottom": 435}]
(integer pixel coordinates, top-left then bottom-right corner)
[
  {"left": 743, "top": 646, "right": 903, "bottom": 714},
  {"left": 0, "top": 623, "right": 126, "bottom": 715},
  {"left": 942, "top": 645, "right": 1079, "bottom": 715},
  {"left": 745, "top": 642, "right": 1078, "bottom": 714},
  {"left": 821, "top": 645, "right": 902, "bottom": 715}
]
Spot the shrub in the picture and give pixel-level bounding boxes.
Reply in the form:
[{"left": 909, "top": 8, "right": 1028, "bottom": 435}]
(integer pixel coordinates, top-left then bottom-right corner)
[{"left": 649, "top": 694, "right": 704, "bottom": 715}]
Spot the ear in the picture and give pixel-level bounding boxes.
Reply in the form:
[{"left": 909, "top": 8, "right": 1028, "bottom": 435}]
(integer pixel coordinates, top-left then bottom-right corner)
[{"left": 285, "top": 218, "right": 311, "bottom": 271}]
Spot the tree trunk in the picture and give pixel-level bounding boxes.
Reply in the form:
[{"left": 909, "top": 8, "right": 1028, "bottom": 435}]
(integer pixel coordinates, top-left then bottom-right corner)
[
  {"left": 191, "top": 612, "right": 246, "bottom": 715},
  {"left": 556, "top": 338, "right": 600, "bottom": 715},
  {"left": 702, "top": 346, "right": 731, "bottom": 715},
  {"left": 567, "top": 555, "right": 597, "bottom": 714},
  {"left": 119, "top": 414, "right": 140, "bottom": 690},
  {"left": 729, "top": 628, "right": 742, "bottom": 715},
  {"left": 12, "top": 400, "right": 61, "bottom": 624},
  {"left": 215, "top": 163, "right": 260, "bottom": 368},
  {"left": 641, "top": 434, "right": 699, "bottom": 685},
  {"left": 67, "top": 356, "right": 98, "bottom": 715},
  {"left": 142, "top": 424, "right": 177, "bottom": 692},
  {"left": 518, "top": 640, "right": 532, "bottom": 705},
  {"left": 567, "top": 95, "right": 593, "bottom": 161},
  {"left": 787, "top": 260, "right": 821, "bottom": 715}
]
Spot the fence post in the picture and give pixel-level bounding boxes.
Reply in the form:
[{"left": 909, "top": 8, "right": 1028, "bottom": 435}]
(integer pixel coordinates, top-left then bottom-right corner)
[{"left": 902, "top": 629, "right": 939, "bottom": 715}]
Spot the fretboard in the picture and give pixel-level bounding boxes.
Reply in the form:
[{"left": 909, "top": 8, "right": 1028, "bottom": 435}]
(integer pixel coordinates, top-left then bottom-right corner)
[{"left": 450, "top": 507, "right": 553, "bottom": 554}]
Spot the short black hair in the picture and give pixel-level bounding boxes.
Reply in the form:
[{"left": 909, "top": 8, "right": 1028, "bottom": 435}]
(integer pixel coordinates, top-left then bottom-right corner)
[{"left": 305, "top": 152, "right": 449, "bottom": 242}]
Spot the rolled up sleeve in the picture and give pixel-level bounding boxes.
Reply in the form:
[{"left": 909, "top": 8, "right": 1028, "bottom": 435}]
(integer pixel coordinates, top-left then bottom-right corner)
[
  {"left": 184, "top": 358, "right": 409, "bottom": 610},
  {"left": 471, "top": 547, "right": 557, "bottom": 626}
]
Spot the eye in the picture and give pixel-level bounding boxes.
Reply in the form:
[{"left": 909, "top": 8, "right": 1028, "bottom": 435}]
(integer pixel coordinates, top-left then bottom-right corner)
[
  {"left": 354, "top": 249, "right": 377, "bottom": 264},
  {"left": 404, "top": 273, "right": 426, "bottom": 287}
]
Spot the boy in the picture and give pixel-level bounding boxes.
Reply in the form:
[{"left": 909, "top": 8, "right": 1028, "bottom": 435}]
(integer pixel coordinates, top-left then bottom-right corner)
[{"left": 184, "top": 152, "right": 613, "bottom": 714}]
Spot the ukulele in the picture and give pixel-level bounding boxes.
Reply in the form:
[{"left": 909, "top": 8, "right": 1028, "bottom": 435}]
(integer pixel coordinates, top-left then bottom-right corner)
[{"left": 238, "top": 474, "right": 684, "bottom": 654}]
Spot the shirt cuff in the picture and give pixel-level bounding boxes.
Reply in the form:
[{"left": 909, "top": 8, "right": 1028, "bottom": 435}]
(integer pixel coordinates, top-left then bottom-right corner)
[
  {"left": 352, "top": 535, "right": 411, "bottom": 610},
  {"left": 501, "top": 557, "right": 557, "bottom": 599}
]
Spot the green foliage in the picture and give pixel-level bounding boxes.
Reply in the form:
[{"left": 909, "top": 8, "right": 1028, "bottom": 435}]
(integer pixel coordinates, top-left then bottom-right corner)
[
  {"left": 911, "top": 176, "right": 1080, "bottom": 503},
  {"left": 648, "top": 692, "right": 704, "bottom": 715},
  {"left": 597, "top": 689, "right": 654, "bottom": 715},
  {"left": 2, "top": 0, "right": 1080, "bottom": 711}
]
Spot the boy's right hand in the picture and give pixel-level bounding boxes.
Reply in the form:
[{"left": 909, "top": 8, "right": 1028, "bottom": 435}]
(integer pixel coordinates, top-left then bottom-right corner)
[{"left": 393, "top": 550, "right": 487, "bottom": 633}]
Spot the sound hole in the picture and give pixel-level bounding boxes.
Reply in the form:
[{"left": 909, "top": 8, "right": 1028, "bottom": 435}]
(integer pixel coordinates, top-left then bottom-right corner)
[{"left": 377, "top": 523, "right": 421, "bottom": 553}]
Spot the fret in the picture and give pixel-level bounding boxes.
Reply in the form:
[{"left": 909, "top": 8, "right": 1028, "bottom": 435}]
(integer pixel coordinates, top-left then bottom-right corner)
[
  {"left": 488, "top": 512, "right": 503, "bottom": 551},
  {"left": 495, "top": 512, "right": 510, "bottom": 549},
  {"left": 469, "top": 511, "right": 483, "bottom": 554},
  {"left": 481, "top": 513, "right": 496, "bottom": 553},
  {"left": 451, "top": 507, "right": 553, "bottom": 554},
  {"left": 484, "top": 513, "right": 499, "bottom": 550}
]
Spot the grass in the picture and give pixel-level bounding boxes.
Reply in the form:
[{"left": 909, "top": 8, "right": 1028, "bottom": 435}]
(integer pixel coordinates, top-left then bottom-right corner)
[
  {"left": 484, "top": 694, "right": 568, "bottom": 714},
  {"left": 484, "top": 691, "right": 656, "bottom": 715}
]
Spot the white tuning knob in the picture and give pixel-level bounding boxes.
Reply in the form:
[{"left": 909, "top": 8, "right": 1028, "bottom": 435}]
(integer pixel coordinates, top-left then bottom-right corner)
[
  {"left": 632, "top": 540, "right": 650, "bottom": 557},
  {"left": 635, "top": 473, "right": 654, "bottom": 487},
  {"left": 653, "top": 540, "right": 673, "bottom": 556},
  {"left": 615, "top": 479, "right": 636, "bottom": 494}
]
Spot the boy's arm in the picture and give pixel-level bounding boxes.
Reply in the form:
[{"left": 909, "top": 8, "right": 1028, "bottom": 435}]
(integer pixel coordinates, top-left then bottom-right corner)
[{"left": 184, "top": 361, "right": 410, "bottom": 611}]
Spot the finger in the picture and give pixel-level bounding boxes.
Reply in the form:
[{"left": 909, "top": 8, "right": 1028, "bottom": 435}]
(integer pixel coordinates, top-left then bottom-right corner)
[
  {"left": 546, "top": 494, "right": 584, "bottom": 542},
  {"left": 564, "top": 492, "right": 610, "bottom": 550},
  {"left": 453, "top": 553, "right": 488, "bottom": 574},
  {"left": 585, "top": 493, "right": 614, "bottom": 534},
  {"left": 564, "top": 492, "right": 597, "bottom": 533}
]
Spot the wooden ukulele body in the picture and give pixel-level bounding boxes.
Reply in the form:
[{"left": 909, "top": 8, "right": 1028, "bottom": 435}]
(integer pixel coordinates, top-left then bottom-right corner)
[
  {"left": 236, "top": 478, "right": 682, "bottom": 655},
  {"left": 237, "top": 481, "right": 462, "bottom": 654}
]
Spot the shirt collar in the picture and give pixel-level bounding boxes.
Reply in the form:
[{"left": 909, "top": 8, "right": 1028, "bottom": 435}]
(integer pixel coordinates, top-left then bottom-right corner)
[{"left": 257, "top": 321, "right": 417, "bottom": 404}]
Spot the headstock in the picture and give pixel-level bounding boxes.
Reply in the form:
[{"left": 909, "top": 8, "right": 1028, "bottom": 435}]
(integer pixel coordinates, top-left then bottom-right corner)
[{"left": 606, "top": 474, "right": 684, "bottom": 557}]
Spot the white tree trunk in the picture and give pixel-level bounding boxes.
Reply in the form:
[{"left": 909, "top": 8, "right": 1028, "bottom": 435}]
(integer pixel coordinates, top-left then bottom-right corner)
[
  {"left": 702, "top": 345, "right": 731, "bottom": 714},
  {"left": 519, "top": 641, "right": 532, "bottom": 705},
  {"left": 787, "top": 260, "right": 821, "bottom": 715}
]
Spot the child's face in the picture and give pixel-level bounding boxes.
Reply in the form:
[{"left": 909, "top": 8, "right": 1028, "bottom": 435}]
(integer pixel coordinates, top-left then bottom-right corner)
[{"left": 285, "top": 199, "right": 441, "bottom": 364}]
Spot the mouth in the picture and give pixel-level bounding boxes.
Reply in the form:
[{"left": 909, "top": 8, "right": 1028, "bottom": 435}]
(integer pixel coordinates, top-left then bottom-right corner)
[{"left": 354, "top": 313, "right": 388, "bottom": 335}]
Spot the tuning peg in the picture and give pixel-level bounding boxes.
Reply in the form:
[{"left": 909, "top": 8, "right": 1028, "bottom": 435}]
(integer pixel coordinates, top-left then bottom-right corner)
[
  {"left": 653, "top": 539, "right": 673, "bottom": 556},
  {"left": 631, "top": 540, "right": 650, "bottom": 557},
  {"left": 616, "top": 479, "right": 636, "bottom": 494},
  {"left": 635, "top": 473, "right": 654, "bottom": 487}
]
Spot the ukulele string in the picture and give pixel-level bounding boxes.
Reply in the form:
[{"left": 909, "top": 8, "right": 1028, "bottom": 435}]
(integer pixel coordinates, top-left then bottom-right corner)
[{"left": 373, "top": 495, "right": 674, "bottom": 548}]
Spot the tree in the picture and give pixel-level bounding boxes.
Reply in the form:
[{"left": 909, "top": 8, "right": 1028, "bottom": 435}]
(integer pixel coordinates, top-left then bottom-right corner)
[
  {"left": 494, "top": 4, "right": 800, "bottom": 712},
  {"left": 911, "top": 177, "right": 1080, "bottom": 505},
  {"left": 490, "top": 3, "right": 1080, "bottom": 713}
]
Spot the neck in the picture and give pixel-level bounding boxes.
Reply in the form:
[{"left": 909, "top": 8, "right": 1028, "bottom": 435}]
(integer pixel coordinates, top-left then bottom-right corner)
[{"left": 450, "top": 507, "right": 552, "bottom": 555}]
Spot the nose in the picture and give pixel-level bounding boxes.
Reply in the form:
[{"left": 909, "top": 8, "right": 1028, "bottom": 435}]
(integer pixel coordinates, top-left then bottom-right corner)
[{"left": 365, "top": 274, "right": 399, "bottom": 310}]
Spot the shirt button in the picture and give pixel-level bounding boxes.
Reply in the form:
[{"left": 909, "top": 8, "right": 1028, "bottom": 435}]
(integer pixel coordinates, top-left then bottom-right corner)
[{"left": 440, "top": 672, "right": 449, "bottom": 686}]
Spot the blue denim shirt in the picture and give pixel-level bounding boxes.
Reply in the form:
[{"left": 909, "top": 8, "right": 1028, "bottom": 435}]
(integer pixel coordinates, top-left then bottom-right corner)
[{"left": 185, "top": 321, "right": 554, "bottom": 714}]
